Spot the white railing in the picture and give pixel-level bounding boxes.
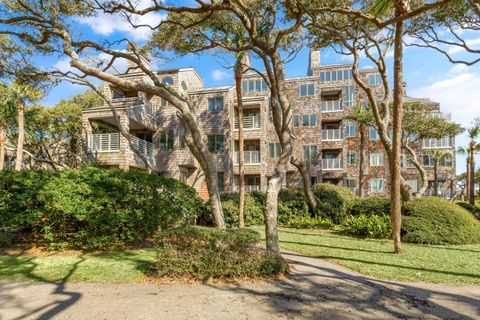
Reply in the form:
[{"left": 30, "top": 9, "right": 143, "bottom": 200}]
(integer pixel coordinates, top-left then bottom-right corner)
[
  {"left": 322, "top": 129, "right": 342, "bottom": 141},
  {"left": 348, "top": 187, "right": 358, "bottom": 194},
  {"left": 143, "top": 102, "right": 157, "bottom": 117},
  {"left": 422, "top": 137, "right": 452, "bottom": 149},
  {"left": 322, "top": 158, "right": 343, "bottom": 170},
  {"left": 232, "top": 185, "right": 261, "bottom": 192},
  {"left": 425, "top": 188, "right": 454, "bottom": 199},
  {"left": 234, "top": 151, "right": 260, "bottom": 164},
  {"left": 234, "top": 115, "right": 260, "bottom": 130},
  {"left": 90, "top": 133, "right": 120, "bottom": 152},
  {"left": 427, "top": 112, "right": 451, "bottom": 121},
  {"left": 132, "top": 137, "right": 155, "bottom": 158},
  {"left": 321, "top": 100, "right": 343, "bottom": 112}
]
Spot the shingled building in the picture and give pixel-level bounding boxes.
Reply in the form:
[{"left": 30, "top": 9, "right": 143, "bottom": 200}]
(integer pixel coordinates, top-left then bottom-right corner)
[{"left": 82, "top": 50, "right": 456, "bottom": 199}]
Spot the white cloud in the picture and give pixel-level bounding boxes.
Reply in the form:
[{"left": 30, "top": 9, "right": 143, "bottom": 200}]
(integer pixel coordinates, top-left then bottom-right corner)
[
  {"left": 410, "top": 72, "right": 480, "bottom": 173},
  {"left": 211, "top": 69, "right": 230, "bottom": 81},
  {"left": 74, "top": 0, "right": 165, "bottom": 41},
  {"left": 447, "top": 38, "right": 480, "bottom": 55},
  {"left": 450, "top": 64, "right": 468, "bottom": 73},
  {"left": 52, "top": 52, "right": 128, "bottom": 75}
]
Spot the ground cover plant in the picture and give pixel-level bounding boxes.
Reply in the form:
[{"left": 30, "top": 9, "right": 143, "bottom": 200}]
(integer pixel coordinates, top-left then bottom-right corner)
[
  {"left": 153, "top": 227, "right": 288, "bottom": 280},
  {"left": 0, "top": 168, "right": 202, "bottom": 250}
]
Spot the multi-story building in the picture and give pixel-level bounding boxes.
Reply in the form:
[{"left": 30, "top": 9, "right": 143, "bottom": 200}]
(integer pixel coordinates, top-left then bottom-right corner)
[{"left": 82, "top": 50, "right": 456, "bottom": 199}]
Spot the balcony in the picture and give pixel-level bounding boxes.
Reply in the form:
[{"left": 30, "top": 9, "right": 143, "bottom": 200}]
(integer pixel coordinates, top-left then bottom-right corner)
[
  {"left": 232, "top": 185, "right": 261, "bottom": 192},
  {"left": 234, "top": 151, "right": 261, "bottom": 164},
  {"left": 89, "top": 133, "right": 120, "bottom": 152},
  {"left": 322, "top": 129, "right": 342, "bottom": 141},
  {"left": 322, "top": 158, "right": 343, "bottom": 170},
  {"left": 426, "top": 112, "right": 452, "bottom": 121},
  {"left": 321, "top": 100, "right": 343, "bottom": 112},
  {"left": 132, "top": 136, "right": 155, "bottom": 158},
  {"left": 425, "top": 188, "right": 454, "bottom": 199},
  {"left": 422, "top": 137, "right": 452, "bottom": 149},
  {"left": 234, "top": 115, "right": 260, "bottom": 130}
]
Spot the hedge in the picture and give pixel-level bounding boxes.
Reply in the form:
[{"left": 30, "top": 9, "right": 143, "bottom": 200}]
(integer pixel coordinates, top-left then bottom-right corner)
[
  {"left": 0, "top": 168, "right": 202, "bottom": 249},
  {"left": 341, "top": 214, "right": 391, "bottom": 239},
  {"left": 313, "top": 183, "right": 358, "bottom": 224},
  {"left": 402, "top": 197, "right": 480, "bottom": 245},
  {"left": 350, "top": 196, "right": 390, "bottom": 216},
  {"left": 153, "top": 227, "right": 288, "bottom": 279}
]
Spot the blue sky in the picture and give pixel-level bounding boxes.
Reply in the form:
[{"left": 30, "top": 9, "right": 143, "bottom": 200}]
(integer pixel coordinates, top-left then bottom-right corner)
[{"left": 39, "top": 7, "right": 480, "bottom": 175}]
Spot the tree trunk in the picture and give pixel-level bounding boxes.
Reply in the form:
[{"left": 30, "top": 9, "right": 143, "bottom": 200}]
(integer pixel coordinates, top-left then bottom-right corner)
[
  {"left": 291, "top": 158, "right": 317, "bottom": 211},
  {"left": 358, "top": 124, "right": 366, "bottom": 197},
  {"left": 390, "top": 16, "right": 405, "bottom": 254},
  {"left": 234, "top": 58, "right": 245, "bottom": 228},
  {"left": 0, "top": 129, "right": 5, "bottom": 170},
  {"left": 15, "top": 99, "right": 25, "bottom": 171},
  {"left": 469, "top": 144, "right": 476, "bottom": 205},
  {"left": 434, "top": 161, "right": 439, "bottom": 197},
  {"left": 404, "top": 143, "right": 427, "bottom": 196},
  {"left": 466, "top": 156, "right": 471, "bottom": 201}
]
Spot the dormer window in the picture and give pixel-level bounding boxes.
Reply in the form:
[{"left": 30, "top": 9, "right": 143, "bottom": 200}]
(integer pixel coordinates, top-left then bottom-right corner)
[{"left": 162, "top": 76, "right": 174, "bottom": 85}]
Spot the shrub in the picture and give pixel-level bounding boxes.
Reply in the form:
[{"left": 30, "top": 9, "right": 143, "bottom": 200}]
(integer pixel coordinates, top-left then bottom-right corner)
[
  {"left": 349, "top": 196, "right": 390, "bottom": 216},
  {"left": 287, "top": 215, "right": 334, "bottom": 229},
  {"left": 341, "top": 214, "right": 392, "bottom": 239},
  {"left": 457, "top": 202, "right": 480, "bottom": 220},
  {"left": 402, "top": 197, "right": 480, "bottom": 245},
  {"left": 219, "top": 192, "right": 264, "bottom": 227},
  {"left": 153, "top": 227, "right": 288, "bottom": 279},
  {"left": 0, "top": 168, "right": 202, "bottom": 250},
  {"left": 278, "top": 188, "right": 311, "bottom": 224},
  {"left": 313, "top": 183, "right": 359, "bottom": 224}
]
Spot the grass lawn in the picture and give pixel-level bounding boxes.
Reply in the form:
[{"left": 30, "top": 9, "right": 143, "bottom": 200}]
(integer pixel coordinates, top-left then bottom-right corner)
[
  {"left": 253, "top": 226, "right": 480, "bottom": 286},
  {"left": 0, "top": 248, "right": 156, "bottom": 283}
]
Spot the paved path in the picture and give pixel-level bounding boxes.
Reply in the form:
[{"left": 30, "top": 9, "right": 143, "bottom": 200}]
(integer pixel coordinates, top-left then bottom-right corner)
[{"left": 1, "top": 252, "right": 479, "bottom": 319}]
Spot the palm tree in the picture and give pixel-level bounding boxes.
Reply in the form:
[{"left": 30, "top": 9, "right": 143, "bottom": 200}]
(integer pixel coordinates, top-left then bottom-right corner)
[
  {"left": 0, "top": 81, "right": 42, "bottom": 171},
  {"left": 457, "top": 146, "right": 471, "bottom": 200},
  {"left": 431, "top": 149, "right": 452, "bottom": 197},
  {"left": 467, "top": 127, "right": 480, "bottom": 204}
]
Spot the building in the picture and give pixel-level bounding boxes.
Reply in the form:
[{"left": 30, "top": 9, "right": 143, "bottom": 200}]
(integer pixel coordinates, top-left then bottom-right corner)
[{"left": 81, "top": 50, "right": 456, "bottom": 199}]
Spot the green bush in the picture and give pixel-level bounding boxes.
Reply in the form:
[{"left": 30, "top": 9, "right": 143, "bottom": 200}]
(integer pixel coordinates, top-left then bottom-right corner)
[
  {"left": 402, "top": 197, "right": 480, "bottom": 245},
  {"left": 341, "top": 214, "right": 392, "bottom": 239},
  {"left": 278, "top": 188, "right": 311, "bottom": 224},
  {"left": 154, "top": 227, "right": 288, "bottom": 279},
  {"left": 350, "top": 196, "right": 390, "bottom": 216},
  {"left": 287, "top": 215, "right": 334, "bottom": 229},
  {"left": 220, "top": 192, "right": 264, "bottom": 227},
  {"left": 313, "top": 183, "right": 359, "bottom": 224},
  {"left": 0, "top": 168, "right": 202, "bottom": 250},
  {"left": 457, "top": 202, "right": 480, "bottom": 220}
]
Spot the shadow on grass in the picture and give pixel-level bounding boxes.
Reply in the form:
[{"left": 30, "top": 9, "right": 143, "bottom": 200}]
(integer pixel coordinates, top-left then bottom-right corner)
[
  {"left": 209, "top": 251, "right": 480, "bottom": 319},
  {"left": 0, "top": 251, "right": 83, "bottom": 320},
  {"left": 279, "top": 240, "right": 392, "bottom": 254}
]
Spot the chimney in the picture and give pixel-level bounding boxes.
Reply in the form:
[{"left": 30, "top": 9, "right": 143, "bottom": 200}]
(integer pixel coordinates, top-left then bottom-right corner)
[
  {"left": 402, "top": 81, "right": 407, "bottom": 96},
  {"left": 240, "top": 51, "right": 251, "bottom": 73},
  {"left": 308, "top": 48, "right": 321, "bottom": 76},
  {"left": 126, "top": 42, "right": 151, "bottom": 73}
]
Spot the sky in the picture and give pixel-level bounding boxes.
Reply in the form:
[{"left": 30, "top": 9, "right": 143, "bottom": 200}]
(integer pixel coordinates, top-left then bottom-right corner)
[{"left": 37, "top": 5, "right": 480, "bottom": 175}]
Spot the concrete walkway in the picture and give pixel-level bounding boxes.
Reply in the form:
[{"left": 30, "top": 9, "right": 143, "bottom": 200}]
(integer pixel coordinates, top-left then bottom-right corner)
[{"left": 1, "top": 252, "right": 479, "bottom": 319}]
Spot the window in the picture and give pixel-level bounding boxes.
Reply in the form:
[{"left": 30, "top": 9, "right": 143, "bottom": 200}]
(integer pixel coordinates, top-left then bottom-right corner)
[
  {"left": 422, "top": 136, "right": 452, "bottom": 148},
  {"left": 301, "top": 114, "right": 316, "bottom": 127},
  {"left": 346, "top": 151, "right": 356, "bottom": 165},
  {"left": 217, "top": 172, "right": 224, "bottom": 191},
  {"left": 422, "top": 154, "right": 434, "bottom": 167},
  {"left": 345, "top": 123, "right": 357, "bottom": 137},
  {"left": 159, "top": 130, "right": 174, "bottom": 150},
  {"left": 208, "top": 96, "right": 224, "bottom": 112},
  {"left": 337, "top": 70, "right": 343, "bottom": 81},
  {"left": 440, "top": 156, "right": 452, "bottom": 167},
  {"left": 242, "top": 79, "right": 268, "bottom": 93},
  {"left": 162, "top": 76, "right": 174, "bottom": 85},
  {"left": 406, "top": 179, "right": 419, "bottom": 193},
  {"left": 300, "top": 83, "right": 314, "bottom": 96},
  {"left": 303, "top": 145, "right": 318, "bottom": 161},
  {"left": 178, "top": 127, "right": 186, "bottom": 149},
  {"left": 369, "top": 127, "right": 379, "bottom": 140},
  {"left": 208, "top": 135, "right": 224, "bottom": 153},
  {"left": 293, "top": 115, "right": 300, "bottom": 127},
  {"left": 344, "top": 85, "right": 355, "bottom": 108},
  {"left": 160, "top": 98, "right": 168, "bottom": 107},
  {"left": 370, "top": 178, "right": 385, "bottom": 193},
  {"left": 268, "top": 143, "right": 281, "bottom": 158},
  {"left": 347, "top": 179, "right": 357, "bottom": 193},
  {"left": 370, "top": 152, "right": 384, "bottom": 166},
  {"left": 401, "top": 154, "right": 415, "bottom": 168},
  {"left": 310, "top": 176, "right": 318, "bottom": 186},
  {"left": 368, "top": 74, "right": 382, "bottom": 85}
]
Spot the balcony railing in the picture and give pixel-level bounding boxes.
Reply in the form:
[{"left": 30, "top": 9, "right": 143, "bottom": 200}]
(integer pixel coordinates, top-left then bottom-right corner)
[
  {"left": 234, "top": 150, "right": 261, "bottom": 164},
  {"left": 132, "top": 137, "right": 155, "bottom": 158},
  {"left": 425, "top": 188, "right": 454, "bottom": 199},
  {"left": 426, "top": 112, "right": 452, "bottom": 121},
  {"left": 322, "top": 129, "right": 342, "bottom": 141},
  {"left": 232, "top": 185, "right": 261, "bottom": 192},
  {"left": 321, "top": 100, "right": 343, "bottom": 112},
  {"left": 234, "top": 115, "right": 260, "bottom": 130},
  {"left": 89, "top": 133, "right": 120, "bottom": 152},
  {"left": 422, "top": 137, "right": 452, "bottom": 149},
  {"left": 322, "top": 158, "right": 343, "bottom": 170}
]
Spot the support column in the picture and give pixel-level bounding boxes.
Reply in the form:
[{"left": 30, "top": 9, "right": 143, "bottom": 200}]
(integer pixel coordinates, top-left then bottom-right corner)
[
  {"left": 119, "top": 112, "right": 130, "bottom": 171},
  {"left": 81, "top": 115, "right": 93, "bottom": 162}
]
